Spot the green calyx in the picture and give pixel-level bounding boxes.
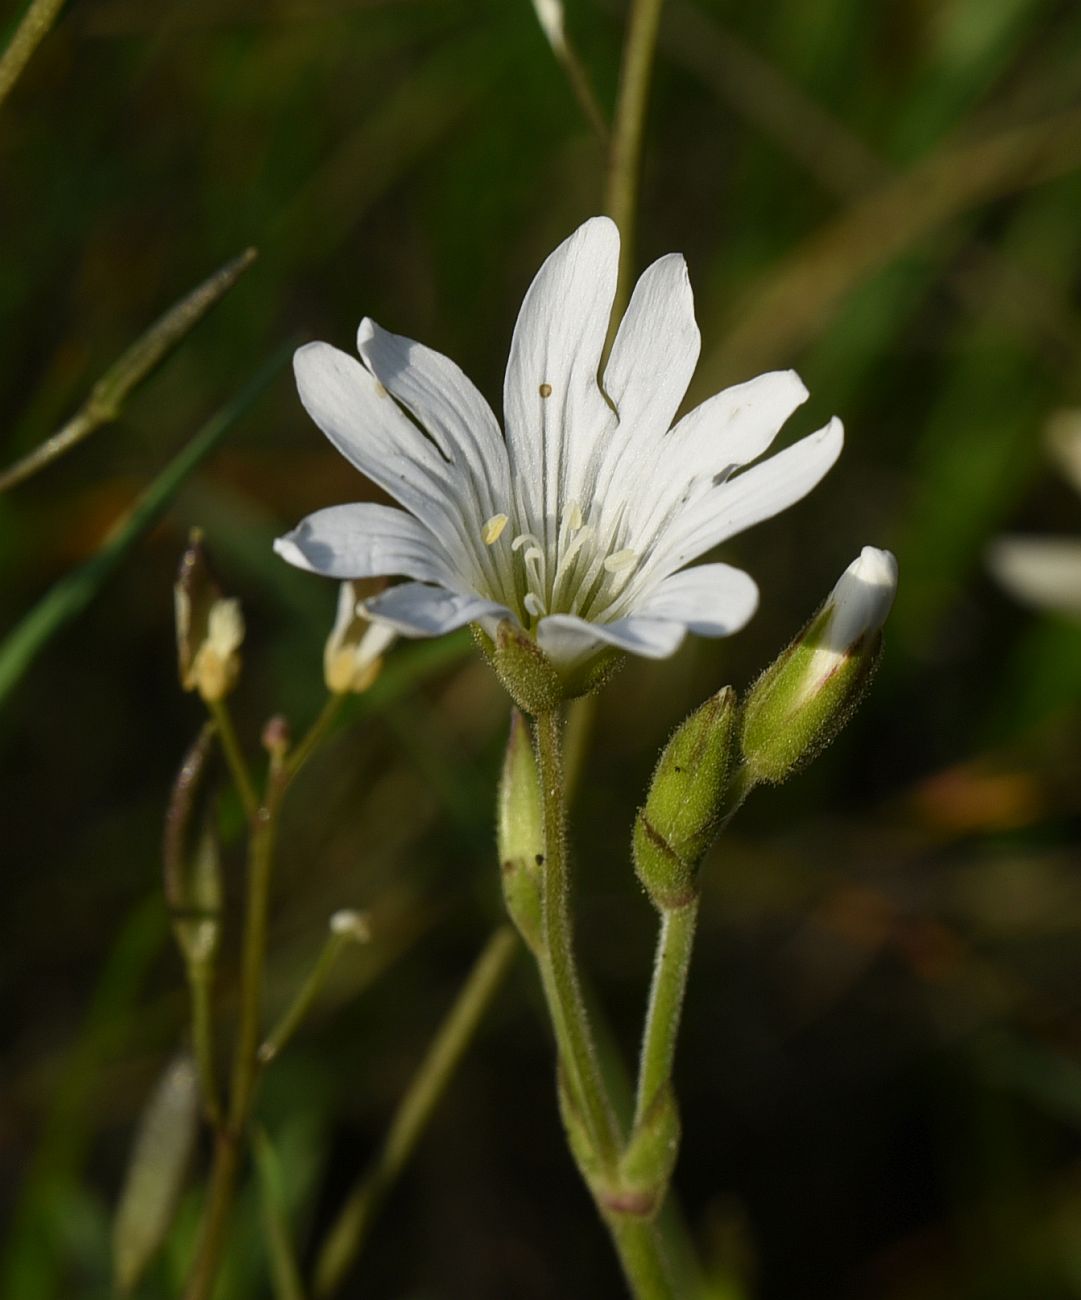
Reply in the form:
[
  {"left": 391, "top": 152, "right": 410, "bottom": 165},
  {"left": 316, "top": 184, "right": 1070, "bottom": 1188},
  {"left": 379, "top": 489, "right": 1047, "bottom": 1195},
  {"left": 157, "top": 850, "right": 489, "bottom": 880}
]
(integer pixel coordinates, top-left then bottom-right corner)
[
  {"left": 633, "top": 687, "right": 737, "bottom": 910},
  {"left": 740, "top": 624, "right": 883, "bottom": 786},
  {"left": 473, "top": 620, "right": 624, "bottom": 714}
]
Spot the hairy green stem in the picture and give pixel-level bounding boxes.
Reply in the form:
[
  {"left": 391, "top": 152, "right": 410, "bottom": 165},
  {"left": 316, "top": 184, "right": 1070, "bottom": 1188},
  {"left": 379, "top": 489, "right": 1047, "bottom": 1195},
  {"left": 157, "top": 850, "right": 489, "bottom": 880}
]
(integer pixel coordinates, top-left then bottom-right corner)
[
  {"left": 313, "top": 925, "right": 519, "bottom": 1297},
  {"left": 606, "top": 0, "right": 667, "bottom": 312},
  {"left": 634, "top": 901, "right": 697, "bottom": 1126},
  {"left": 534, "top": 708, "right": 621, "bottom": 1168},
  {"left": 607, "top": 1214, "right": 677, "bottom": 1300}
]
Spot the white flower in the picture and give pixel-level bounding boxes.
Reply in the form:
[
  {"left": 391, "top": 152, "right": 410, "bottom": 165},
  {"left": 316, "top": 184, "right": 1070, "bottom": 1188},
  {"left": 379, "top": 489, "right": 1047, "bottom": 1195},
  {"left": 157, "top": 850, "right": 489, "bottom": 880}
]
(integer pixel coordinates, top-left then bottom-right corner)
[{"left": 274, "top": 217, "right": 844, "bottom": 673}]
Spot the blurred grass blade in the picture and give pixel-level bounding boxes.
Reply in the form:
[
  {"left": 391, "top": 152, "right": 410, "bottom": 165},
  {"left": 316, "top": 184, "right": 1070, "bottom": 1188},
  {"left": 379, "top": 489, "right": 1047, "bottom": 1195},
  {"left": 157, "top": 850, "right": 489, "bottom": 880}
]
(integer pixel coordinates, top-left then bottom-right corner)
[
  {"left": 112, "top": 1055, "right": 200, "bottom": 1296},
  {"left": 252, "top": 1127, "right": 306, "bottom": 1300},
  {"left": 0, "top": 248, "right": 258, "bottom": 492},
  {"left": 1, "top": 897, "right": 167, "bottom": 1300},
  {"left": 699, "top": 103, "right": 1081, "bottom": 385},
  {"left": 0, "top": 348, "right": 287, "bottom": 709},
  {"left": 0, "top": 0, "right": 65, "bottom": 111}
]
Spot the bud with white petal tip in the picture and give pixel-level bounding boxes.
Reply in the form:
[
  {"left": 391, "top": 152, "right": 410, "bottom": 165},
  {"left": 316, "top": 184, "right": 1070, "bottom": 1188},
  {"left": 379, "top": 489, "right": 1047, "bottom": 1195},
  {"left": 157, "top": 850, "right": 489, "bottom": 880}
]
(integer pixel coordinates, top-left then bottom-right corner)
[
  {"left": 324, "top": 580, "right": 397, "bottom": 695},
  {"left": 174, "top": 529, "right": 244, "bottom": 703},
  {"left": 741, "top": 547, "right": 898, "bottom": 785}
]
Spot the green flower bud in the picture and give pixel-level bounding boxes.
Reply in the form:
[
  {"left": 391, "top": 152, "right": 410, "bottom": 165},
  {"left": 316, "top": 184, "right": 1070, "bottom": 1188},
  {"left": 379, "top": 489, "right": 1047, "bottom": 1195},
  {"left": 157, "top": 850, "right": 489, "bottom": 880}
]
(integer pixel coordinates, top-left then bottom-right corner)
[
  {"left": 741, "top": 547, "right": 897, "bottom": 785},
  {"left": 613, "top": 1084, "right": 681, "bottom": 1220},
  {"left": 496, "top": 710, "right": 545, "bottom": 951},
  {"left": 174, "top": 529, "right": 244, "bottom": 703},
  {"left": 633, "top": 687, "right": 737, "bottom": 910}
]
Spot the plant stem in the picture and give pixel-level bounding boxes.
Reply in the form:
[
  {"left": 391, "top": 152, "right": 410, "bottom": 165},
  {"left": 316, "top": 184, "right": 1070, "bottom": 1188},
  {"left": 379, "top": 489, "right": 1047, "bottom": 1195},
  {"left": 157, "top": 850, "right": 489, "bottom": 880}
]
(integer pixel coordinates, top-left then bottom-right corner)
[
  {"left": 0, "top": 0, "right": 64, "bottom": 112},
  {"left": 229, "top": 774, "right": 286, "bottom": 1128},
  {"left": 182, "top": 1131, "right": 242, "bottom": 1300},
  {"left": 533, "top": 708, "right": 621, "bottom": 1169},
  {"left": 258, "top": 930, "right": 354, "bottom": 1066},
  {"left": 188, "top": 966, "right": 223, "bottom": 1127},
  {"left": 182, "top": 766, "right": 286, "bottom": 1300},
  {"left": 607, "top": 1214, "right": 676, "bottom": 1300},
  {"left": 606, "top": 0, "right": 667, "bottom": 312},
  {"left": 634, "top": 901, "right": 697, "bottom": 1125},
  {"left": 207, "top": 697, "right": 259, "bottom": 822},
  {"left": 313, "top": 925, "right": 519, "bottom": 1297},
  {"left": 284, "top": 692, "right": 347, "bottom": 783}
]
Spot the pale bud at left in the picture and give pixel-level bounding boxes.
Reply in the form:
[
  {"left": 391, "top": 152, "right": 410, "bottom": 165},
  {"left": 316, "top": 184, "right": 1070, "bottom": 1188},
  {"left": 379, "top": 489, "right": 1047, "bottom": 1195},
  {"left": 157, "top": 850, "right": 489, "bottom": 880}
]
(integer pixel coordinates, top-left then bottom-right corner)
[
  {"left": 741, "top": 547, "right": 898, "bottom": 785},
  {"left": 324, "top": 580, "right": 397, "bottom": 695},
  {"left": 174, "top": 529, "right": 244, "bottom": 703}
]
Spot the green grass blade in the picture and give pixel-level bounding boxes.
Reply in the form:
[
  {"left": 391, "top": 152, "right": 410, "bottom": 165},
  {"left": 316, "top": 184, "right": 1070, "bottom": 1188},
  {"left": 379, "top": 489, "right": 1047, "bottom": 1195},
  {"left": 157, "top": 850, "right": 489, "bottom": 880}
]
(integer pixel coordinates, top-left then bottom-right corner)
[
  {"left": 0, "top": 247, "right": 258, "bottom": 492},
  {"left": 0, "top": 348, "right": 288, "bottom": 710}
]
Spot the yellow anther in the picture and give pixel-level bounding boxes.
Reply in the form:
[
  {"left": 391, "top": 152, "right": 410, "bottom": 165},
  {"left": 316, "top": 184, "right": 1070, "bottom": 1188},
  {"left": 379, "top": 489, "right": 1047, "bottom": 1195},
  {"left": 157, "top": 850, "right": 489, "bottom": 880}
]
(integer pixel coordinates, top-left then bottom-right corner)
[
  {"left": 603, "top": 549, "right": 638, "bottom": 573},
  {"left": 565, "top": 501, "right": 583, "bottom": 531},
  {"left": 483, "top": 513, "right": 509, "bottom": 545}
]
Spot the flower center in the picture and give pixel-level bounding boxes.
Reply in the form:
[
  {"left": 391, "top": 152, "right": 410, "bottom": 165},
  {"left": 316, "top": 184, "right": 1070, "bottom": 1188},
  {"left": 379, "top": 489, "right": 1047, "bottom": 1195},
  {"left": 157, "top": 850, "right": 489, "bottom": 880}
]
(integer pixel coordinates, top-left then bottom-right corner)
[{"left": 481, "top": 501, "right": 640, "bottom": 626}]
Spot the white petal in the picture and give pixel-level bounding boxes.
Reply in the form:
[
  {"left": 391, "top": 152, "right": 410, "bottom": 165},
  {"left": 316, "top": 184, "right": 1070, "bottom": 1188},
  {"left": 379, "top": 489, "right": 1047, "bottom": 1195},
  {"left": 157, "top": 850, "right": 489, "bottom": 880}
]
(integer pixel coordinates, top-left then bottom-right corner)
[
  {"left": 988, "top": 536, "right": 1081, "bottom": 617},
  {"left": 668, "top": 370, "right": 810, "bottom": 474},
  {"left": 595, "top": 254, "right": 700, "bottom": 499},
  {"left": 364, "top": 582, "right": 512, "bottom": 637},
  {"left": 536, "top": 611, "right": 687, "bottom": 666},
  {"left": 356, "top": 318, "right": 511, "bottom": 514},
  {"left": 503, "top": 217, "right": 619, "bottom": 530},
  {"left": 622, "top": 370, "right": 811, "bottom": 554},
  {"left": 293, "top": 343, "right": 475, "bottom": 566},
  {"left": 274, "top": 503, "right": 459, "bottom": 586},
  {"left": 634, "top": 563, "right": 759, "bottom": 636},
  {"left": 645, "top": 417, "right": 844, "bottom": 576}
]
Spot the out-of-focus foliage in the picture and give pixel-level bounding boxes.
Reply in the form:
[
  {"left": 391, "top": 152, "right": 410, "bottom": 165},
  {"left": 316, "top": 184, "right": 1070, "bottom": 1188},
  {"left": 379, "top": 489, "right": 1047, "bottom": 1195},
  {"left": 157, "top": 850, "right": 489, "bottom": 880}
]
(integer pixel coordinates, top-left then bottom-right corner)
[{"left": 2, "top": 1, "right": 1081, "bottom": 1297}]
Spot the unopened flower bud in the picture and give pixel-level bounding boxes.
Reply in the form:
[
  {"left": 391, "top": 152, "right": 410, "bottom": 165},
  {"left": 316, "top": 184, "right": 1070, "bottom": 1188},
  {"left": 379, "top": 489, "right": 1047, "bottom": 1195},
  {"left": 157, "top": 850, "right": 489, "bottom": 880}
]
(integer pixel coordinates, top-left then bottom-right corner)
[
  {"left": 329, "top": 908, "right": 371, "bottom": 943},
  {"left": 741, "top": 546, "right": 898, "bottom": 785},
  {"left": 324, "top": 581, "right": 397, "bottom": 694},
  {"left": 261, "top": 714, "right": 291, "bottom": 759},
  {"left": 174, "top": 529, "right": 244, "bottom": 703},
  {"left": 497, "top": 710, "right": 545, "bottom": 951},
  {"left": 633, "top": 687, "right": 737, "bottom": 911}
]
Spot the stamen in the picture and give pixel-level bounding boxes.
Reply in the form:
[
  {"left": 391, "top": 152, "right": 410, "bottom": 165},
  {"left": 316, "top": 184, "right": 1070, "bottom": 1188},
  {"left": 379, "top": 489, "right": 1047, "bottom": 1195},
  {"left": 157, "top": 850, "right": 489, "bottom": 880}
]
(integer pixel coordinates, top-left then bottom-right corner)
[
  {"left": 483, "top": 513, "right": 509, "bottom": 545},
  {"left": 512, "top": 532, "right": 542, "bottom": 553},
  {"left": 524, "top": 592, "right": 546, "bottom": 618},
  {"left": 603, "top": 549, "right": 638, "bottom": 573},
  {"left": 564, "top": 501, "right": 583, "bottom": 532},
  {"left": 553, "top": 525, "right": 593, "bottom": 584}
]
